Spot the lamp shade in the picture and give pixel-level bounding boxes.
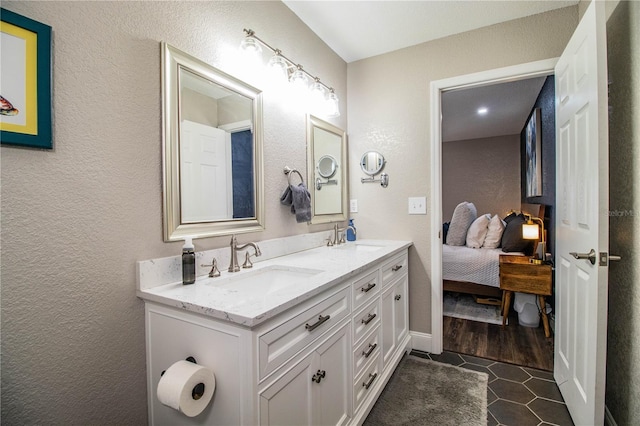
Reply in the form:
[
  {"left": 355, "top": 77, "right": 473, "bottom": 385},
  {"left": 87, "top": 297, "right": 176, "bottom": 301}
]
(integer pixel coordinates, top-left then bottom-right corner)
[{"left": 522, "top": 223, "right": 540, "bottom": 240}]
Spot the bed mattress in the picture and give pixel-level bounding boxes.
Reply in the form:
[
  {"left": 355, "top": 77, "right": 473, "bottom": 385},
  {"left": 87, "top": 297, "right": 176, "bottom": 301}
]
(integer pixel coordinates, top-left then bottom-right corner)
[{"left": 442, "top": 244, "right": 522, "bottom": 288}]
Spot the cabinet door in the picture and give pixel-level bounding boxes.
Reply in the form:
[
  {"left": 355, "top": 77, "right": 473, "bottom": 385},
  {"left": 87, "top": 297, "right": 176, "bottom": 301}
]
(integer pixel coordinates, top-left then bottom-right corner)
[
  {"left": 315, "top": 323, "right": 351, "bottom": 426},
  {"left": 260, "top": 353, "right": 314, "bottom": 426},
  {"left": 381, "top": 286, "right": 396, "bottom": 365},
  {"left": 393, "top": 276, "right": 408, "bottom": 348}
]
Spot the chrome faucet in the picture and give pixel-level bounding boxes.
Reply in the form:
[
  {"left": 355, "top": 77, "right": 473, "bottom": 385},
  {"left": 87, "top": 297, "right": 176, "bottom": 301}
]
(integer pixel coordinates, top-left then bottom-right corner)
[
  {"left": 331, "top": 223, "right": 357, "bottom": 245},
  {"left": 228, "top": 235, "right": 261, "bottom": 272}
]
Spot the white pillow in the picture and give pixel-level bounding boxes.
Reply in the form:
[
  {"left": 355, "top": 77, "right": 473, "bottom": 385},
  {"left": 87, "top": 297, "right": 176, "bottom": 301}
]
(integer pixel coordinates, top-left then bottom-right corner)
[
  {"left": 466, "top": 214, "right": 491, "bottom": 248},
  {"left": 446, "top": 202, "right": 477, "bottom": 246},
  {"left": 482, "top": 214, "right": 507, "bottom": 249}
]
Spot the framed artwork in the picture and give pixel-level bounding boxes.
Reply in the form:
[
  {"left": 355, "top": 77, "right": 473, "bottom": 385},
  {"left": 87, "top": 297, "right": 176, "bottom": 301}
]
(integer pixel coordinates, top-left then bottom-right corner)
[
  {"left": 0, "top": 8, "right": 52, "bottom": 149},
  {"left": 525, "top": 108, "right": 542, "bottom": 197}
]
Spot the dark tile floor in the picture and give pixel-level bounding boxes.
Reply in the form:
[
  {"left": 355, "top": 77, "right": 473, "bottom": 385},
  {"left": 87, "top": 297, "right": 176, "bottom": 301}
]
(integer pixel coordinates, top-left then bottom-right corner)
[{"left": 411, "top": 350, "right": 574, "bottom": 426}]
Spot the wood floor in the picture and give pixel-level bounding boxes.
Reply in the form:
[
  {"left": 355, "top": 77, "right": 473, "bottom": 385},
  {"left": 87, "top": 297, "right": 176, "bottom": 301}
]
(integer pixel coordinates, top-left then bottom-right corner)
[{"left": 443, "top": 310, "right": 554, "bottom": 371}]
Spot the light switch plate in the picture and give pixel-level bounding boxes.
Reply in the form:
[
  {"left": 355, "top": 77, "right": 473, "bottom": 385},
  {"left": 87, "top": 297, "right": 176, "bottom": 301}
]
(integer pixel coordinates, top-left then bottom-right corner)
[
  {"left": 408, "top": 197, "right": 427, "bottom": 215},
  {"left": 350, "top": 199, "right": 358, "bottom": 213}
]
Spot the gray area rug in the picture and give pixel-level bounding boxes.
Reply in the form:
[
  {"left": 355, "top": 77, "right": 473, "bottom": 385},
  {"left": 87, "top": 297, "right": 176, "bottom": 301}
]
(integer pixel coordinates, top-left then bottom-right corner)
[
  {"left": 364, "top": 356, "right": 488, "bottom": 426},
  {"left": 443, "top": 292, "right": 505, "bottom": 325}
]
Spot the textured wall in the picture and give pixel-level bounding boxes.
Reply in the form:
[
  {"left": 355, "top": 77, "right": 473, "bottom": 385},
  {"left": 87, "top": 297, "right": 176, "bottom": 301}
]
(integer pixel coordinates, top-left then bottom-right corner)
[
  {"left": 0, "top": 1, "right": 346, "bottom": 424},
  {"left": 606, "top": 1, "right": 640, "bottom": 424},
  {"left": 520, "top": 76, "right": 556, "bottom": 255},
  {"left": 442, "top": 135, "right": 521, "bottom": 222},
  {"left": 347, "top": 6, "right": 578, "bottom": 333}
]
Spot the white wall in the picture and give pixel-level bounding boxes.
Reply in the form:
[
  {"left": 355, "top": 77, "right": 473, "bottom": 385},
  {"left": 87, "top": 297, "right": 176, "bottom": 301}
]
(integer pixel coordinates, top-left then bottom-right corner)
[
  {"left": 347, "top": 6, "right": 578, "bottom": 333},
  {"left": 0, "top": 1, "right": 346, "bottom": 423}
]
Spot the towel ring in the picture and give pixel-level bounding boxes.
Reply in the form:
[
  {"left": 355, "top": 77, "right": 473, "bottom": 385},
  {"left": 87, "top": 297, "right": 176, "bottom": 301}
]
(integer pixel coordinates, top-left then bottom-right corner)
[{"left": 284, "top": 166, "right": 304, "bottom": 186}]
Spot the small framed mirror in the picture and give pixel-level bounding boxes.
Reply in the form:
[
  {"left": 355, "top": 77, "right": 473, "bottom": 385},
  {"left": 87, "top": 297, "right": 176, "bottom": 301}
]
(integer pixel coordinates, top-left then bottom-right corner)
[
  {"left": 307, "top": 115, "right": 347, "bottom": 224},
  {"left": 360, "top": 151, "right": 386, "bottom": 176},
  {"left": 317, "top": 155, "right": 337, "bottom": 178},
  {"left": 162, "top": 42, "right": 264, "bottom": 241}
]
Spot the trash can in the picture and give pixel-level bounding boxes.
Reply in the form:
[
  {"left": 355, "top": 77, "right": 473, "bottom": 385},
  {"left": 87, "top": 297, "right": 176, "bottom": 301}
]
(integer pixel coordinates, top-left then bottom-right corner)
[{"left": 513, "top": 292, "right": 540, "bottom": 328}]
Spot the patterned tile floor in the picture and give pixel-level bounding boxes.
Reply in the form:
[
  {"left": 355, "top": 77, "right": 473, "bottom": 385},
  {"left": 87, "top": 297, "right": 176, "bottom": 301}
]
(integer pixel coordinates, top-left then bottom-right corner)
[{"left": 411, "top": 350, "right": 574, "bottom": 426}]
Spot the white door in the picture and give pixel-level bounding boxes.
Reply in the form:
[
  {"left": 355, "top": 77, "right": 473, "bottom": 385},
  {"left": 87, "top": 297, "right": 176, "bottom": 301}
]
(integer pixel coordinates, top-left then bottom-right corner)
[
  {"left": 180, "top": 120, "right": 233, "bottom": 222},
  {"left": 554, "top": 1, "right": 609, "bottom": 424}
]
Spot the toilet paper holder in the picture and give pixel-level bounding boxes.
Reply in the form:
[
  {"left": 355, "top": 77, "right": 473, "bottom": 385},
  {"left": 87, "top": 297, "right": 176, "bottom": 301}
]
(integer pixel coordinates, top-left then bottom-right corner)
[{"left": 161, "top": 356, "right": 206, "bottom": 401}]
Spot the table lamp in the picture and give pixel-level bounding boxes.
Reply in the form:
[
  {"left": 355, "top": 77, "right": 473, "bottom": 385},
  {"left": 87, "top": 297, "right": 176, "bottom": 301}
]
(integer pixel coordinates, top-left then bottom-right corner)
[{"left": 522, "top": 214, "right": 546, "bottom": 263}]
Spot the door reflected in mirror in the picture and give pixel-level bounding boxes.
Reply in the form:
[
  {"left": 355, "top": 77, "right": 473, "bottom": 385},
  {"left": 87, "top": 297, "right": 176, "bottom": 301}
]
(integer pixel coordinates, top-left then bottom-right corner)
[
  {"left": 162, "top": 43, "right": 264, "bottom": 241},
  {"left": 306, "top": 115, "right": 348, "bottom": 224}
]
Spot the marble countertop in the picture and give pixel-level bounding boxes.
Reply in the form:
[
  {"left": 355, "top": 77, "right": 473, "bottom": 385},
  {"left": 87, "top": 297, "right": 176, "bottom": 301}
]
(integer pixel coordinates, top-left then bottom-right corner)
[{"left": 137, "top": 239, "right": 411, "bottom": 328}]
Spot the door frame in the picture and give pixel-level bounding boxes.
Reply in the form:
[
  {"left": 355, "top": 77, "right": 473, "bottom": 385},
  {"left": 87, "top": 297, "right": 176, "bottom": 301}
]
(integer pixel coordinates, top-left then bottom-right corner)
[{"left": 429, "top": 58, "right": 558, "bottom": 354}]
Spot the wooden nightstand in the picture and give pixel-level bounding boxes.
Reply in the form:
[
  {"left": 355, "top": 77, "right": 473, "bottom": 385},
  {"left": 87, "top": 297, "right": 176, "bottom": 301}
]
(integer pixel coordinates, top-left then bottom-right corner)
[{"left": 499, "top": 255, "right": 552, "bottom": 337}]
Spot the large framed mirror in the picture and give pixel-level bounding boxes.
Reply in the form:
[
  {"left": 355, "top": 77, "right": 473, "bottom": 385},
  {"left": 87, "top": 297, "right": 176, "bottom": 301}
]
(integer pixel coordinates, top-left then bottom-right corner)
[
  {"left": 306, "top": 115, "right": 348, "bottom": 224},
  {"left": 162, "top": 42, "right": 264, "bottom": 241}
]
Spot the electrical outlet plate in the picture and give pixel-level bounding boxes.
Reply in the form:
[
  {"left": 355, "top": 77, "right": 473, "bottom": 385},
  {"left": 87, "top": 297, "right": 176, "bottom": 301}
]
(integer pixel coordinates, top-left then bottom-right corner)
[
  {"left": 408, "top": 197, "right": 427, "bottom": 215},
  {"left": 350, "top": 199, "right": 358, "bottom": 213}
]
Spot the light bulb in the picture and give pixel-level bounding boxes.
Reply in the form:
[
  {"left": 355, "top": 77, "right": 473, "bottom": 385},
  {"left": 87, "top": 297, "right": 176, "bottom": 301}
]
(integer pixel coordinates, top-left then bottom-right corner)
[
  {"left": 309, "top": 79, "right": 327, "bottom": 115},
  {"left": 326, "top": 90, "right": 340, "bottom": 117},
  {"left": 267, "top": 53, "right": 289, "bottom": 85},
  {"left": 289, "top": 66, "right": 309, "bottom": 91}
]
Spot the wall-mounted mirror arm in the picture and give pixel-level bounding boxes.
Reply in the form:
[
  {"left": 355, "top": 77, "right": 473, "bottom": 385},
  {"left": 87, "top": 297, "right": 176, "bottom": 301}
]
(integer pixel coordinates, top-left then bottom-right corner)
[
  {"left": 359, "top": 151, "right": 389, "bottom": 188},
  {"left": 316, "top": 177, "right": 338, "bottom": 191},
  {"left": 361, "top": 173, "right": 389, "bottom": 188}
]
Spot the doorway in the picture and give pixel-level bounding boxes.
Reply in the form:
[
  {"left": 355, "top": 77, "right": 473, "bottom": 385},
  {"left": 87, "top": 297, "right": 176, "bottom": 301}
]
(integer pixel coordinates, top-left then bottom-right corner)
[{"left": 429, "top": 58, "right": 558, "bottom": 359}]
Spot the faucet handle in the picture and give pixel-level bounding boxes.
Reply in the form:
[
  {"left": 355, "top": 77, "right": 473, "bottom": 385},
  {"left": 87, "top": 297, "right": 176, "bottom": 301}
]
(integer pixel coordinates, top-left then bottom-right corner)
[
  {"left": 201, "top": 258, "right": 221, "bottom": 278},
  {"left": 326, "top": 237, "right": 334, "bottom": 247},
  {"left": 339, "top": 233, "right": 346, "bottom": 244},
  {"left": 242, "top": 252, "right": 254, "bottom": 269}
]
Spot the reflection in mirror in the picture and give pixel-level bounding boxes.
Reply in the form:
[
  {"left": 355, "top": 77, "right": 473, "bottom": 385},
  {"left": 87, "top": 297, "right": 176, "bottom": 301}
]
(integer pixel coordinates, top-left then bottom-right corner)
[
  {"left": 162, "top": 42, "right": 264, "bottom": 241},
  {"left": 317, "top": 155, "right": 337, "bottom": 178},
  {"left": 360, "top": 151, "right": 386, "bottom": 176},
  {"left": 306, "top": 115, "right": 348, "bottom": 224}
]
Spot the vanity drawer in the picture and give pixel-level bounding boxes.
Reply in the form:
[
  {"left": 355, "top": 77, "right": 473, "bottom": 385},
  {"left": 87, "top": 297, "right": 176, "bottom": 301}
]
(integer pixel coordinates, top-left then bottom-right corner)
[
  {"left": 353, "top": 325, "right": 381, "bottom": 378},
  {"left": 381, "top": 251, "right": 408, "bottom": 288},
  {"left": 259, "top": 287, "right": 350, "bottom": 380},
  {"left": 352, "top": 269, "right": 380, "bottom": 311},
  {"left": 353, "top": 298, "right": 381, "bottom": 345},
  {"left": 353, "top": 352, "right": 382, "bottom": 412}
]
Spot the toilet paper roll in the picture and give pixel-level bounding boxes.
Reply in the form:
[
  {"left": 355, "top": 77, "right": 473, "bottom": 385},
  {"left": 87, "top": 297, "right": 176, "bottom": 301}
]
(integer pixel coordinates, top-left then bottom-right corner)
[{"left": 157, "top": 360, "right": 216, "bottom": 417}]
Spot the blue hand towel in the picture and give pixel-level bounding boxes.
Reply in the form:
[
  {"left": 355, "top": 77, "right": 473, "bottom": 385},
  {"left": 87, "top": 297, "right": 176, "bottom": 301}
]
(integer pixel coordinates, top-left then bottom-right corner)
[{"left": 290, "top": 183, "right": 312, "bottom": 223}]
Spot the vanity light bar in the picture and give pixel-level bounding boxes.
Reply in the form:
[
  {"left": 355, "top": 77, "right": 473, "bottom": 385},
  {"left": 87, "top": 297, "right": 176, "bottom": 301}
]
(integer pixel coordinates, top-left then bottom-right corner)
[{"left": 241, "top": 28, "right": 339, "bottom": 116}]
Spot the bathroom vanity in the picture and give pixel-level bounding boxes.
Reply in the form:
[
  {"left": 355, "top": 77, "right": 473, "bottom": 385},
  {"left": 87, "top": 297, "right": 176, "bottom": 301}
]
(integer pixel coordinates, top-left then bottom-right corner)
[{"left": 137, "top": 235, "right": 411, "bottom": 425}]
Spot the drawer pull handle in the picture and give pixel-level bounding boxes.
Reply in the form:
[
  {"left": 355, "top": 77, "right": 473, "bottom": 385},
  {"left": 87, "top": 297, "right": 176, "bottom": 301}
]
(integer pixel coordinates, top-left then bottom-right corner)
[
  {"left": 363, "top": 372, "right": 378, "bottom": 389},
  {"left": 305, "top": 314, "right": 330, "bottom": 332},
  {"left": 363, "top": 343, "right": 377, "bottom": 358},
  {"left": 312, "top": 370, "right": 326, "bottom": 383},
  {"left": 361, "top": 313, "right": 377, "bottom": 325},
  {"left": 394, "top": 294, "right": 401, "bottom": 301},
  {"left": 392, "top": 265, "right": 403, "bottom": 272},
  {"left": 361, "top": 282, "right": 376, "bottom": 293}
]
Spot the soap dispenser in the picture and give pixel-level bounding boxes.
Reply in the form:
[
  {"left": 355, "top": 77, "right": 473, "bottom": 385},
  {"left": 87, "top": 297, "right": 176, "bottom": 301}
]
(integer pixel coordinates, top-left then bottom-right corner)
[
  {"left": 182, "top": 237, "right": 196, "bottom": 285},
  {"left": 346, "top": 219, "right": 356, "bottom": 241}
]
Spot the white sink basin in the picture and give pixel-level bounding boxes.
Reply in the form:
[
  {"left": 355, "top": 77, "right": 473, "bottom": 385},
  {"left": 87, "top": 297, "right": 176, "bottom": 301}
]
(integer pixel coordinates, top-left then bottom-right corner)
[
  {"left": 208, "top": 265, "right": 324, "bottom": 294},
  {"left": 335, "top": 243, "right": 384, "bottom": 252}
]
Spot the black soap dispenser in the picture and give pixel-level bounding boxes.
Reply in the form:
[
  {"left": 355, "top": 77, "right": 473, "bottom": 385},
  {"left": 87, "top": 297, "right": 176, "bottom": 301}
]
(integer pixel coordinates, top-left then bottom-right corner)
[{"left": 182, "top": 237, "right": 196, "bottom": 285}]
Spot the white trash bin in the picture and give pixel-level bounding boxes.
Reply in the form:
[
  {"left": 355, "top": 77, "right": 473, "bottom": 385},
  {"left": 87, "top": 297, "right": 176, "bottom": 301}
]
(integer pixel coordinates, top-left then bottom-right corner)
[{"left": 513, "top": 292, "right": 540, "bottom": 328}]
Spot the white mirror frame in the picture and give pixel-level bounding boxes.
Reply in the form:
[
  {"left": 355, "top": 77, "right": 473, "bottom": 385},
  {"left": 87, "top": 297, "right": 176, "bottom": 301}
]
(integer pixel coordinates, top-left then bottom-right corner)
[
  {"left": 161, "top": 42, "right": 264, "bottom": 241},
  {"left": 306, "top": 115, "right": 348, "bottom": 224}
]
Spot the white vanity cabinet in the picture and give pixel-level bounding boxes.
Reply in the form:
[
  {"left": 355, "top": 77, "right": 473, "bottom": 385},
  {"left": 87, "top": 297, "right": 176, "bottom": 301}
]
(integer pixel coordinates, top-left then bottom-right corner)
[{"left": 141, "top": 244, "right": 411, "bottom": 426}]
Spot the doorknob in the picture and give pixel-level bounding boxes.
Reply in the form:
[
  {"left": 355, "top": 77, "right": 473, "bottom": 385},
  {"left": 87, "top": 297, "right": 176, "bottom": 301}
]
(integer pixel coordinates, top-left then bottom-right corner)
[{"left": 569, "top": 249, "right": 597, "bottom": 265}]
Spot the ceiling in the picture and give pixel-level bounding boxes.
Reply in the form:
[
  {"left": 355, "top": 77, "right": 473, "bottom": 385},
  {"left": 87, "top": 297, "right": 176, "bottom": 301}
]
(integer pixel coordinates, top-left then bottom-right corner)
[
  {"left": 282, "top": 1, "right": 577, "bottom": 63},
  {"left": 283, "top": 0, "right": 569, "bottom": 141}
]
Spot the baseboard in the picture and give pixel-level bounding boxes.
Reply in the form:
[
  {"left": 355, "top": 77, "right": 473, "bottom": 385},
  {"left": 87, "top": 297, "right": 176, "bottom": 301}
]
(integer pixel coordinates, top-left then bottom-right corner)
[
  {"left": 409, "top": 330, "right": 433, "bottom": 353},
  {"left": 605, "top": 405, "right": 618, "bottom": 426}
]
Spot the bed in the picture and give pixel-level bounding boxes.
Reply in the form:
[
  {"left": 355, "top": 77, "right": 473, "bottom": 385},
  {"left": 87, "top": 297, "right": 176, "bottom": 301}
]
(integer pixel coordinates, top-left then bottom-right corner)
[
  {"left": 442, "top": 203, "right": 544, "bottom": 302},
  {"left": 442, "top": 245, "right": 523, "bottom": 300}
]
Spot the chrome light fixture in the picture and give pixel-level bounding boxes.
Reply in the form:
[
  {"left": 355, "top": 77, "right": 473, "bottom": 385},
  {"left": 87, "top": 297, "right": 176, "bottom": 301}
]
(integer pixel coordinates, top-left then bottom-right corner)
[{"left": 240, "top": 28, "right": 340, "bottom": 117}]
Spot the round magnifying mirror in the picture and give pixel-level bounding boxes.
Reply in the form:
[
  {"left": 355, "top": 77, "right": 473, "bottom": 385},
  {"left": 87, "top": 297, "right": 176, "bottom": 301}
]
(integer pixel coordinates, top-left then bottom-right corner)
[
  {"left": 360, "top": 151, "right": 385, "bottom": 176},
  {"left": 317, "top": 155, "right": 337, "bottom": 178}
]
